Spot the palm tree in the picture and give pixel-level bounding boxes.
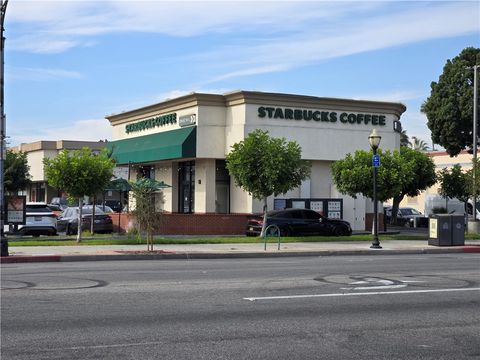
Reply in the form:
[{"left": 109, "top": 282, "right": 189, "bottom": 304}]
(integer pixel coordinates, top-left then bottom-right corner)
[
  {"left": 400, "top": 130, "right": 410, "bottom": 148},
  {"left": 410, "top": 136, "right": 429, "bottom": 151}
]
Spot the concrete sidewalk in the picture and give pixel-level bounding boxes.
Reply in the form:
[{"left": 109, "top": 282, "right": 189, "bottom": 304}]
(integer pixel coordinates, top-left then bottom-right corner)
[{"left": 2, "top": 239, "right": 480, "bottom": 263}]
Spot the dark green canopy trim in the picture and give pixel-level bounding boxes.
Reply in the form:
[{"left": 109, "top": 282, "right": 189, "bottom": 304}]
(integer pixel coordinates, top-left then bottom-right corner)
[{"left": 108, "top": 127, "right": 196, "bottom": 165}]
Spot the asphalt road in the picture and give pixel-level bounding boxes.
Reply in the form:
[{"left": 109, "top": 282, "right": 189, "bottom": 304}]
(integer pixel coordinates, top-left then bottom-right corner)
[{"left": 1, "top": 254, "right": 479, "bottom": 360}]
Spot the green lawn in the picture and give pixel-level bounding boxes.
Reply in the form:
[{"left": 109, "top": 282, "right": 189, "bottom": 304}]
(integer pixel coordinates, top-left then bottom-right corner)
[{"left": 5, "top": 233, "right": 442, "bottom": 246}]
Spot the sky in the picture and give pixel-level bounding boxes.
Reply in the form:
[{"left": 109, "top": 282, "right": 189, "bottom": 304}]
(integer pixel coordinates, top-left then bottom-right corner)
[{"left": 4, "top": 0, "right": 480, "bottom": 148}]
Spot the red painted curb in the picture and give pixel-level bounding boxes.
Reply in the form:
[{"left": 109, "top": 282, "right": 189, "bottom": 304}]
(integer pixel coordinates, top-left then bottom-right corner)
[
  {"left": 0, "top": 255, "right": 61, "bottom": 263},
  {"left": 463, "top": 246, "right": 480, "bottom": 253}
]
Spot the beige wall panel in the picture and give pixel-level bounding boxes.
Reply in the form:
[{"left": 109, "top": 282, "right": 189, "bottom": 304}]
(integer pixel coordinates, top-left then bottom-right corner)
[
  {"left": 230, "top": 182, "right": 252, "bottom": 213},
  {"left": 225, "top": 105, "right": 247, "bottom": 154},
  {"left": 194, "top": 159, "right": 216, "bottom": 213},
  {"left": 154, "top": 163, "right": 174, "bottom": 212}
]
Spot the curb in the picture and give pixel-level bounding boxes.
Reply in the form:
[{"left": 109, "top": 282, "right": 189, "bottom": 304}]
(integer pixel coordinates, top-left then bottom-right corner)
[{"left": 1, "top": 246, "right": 479, "bottom": 263}]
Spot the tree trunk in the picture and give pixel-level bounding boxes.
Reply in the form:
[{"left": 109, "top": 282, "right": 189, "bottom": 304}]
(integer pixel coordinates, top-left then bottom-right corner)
[
  {"left": 391, "top": 194, "right": 405, "bottom": 224},
  {"left": 260, "top": 197, "right": 268, "bottom": 238},
  {"left": 90, "top": 195, "right": 96, "bottom": 234},
  {"left": 77, "top": 197, "right": 83, "bottom": 243}
]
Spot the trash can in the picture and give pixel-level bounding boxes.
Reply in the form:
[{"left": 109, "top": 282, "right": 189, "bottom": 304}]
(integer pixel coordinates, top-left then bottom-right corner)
[
  {"left": 451, "top": 215, "right": 465, "bottom": 246},
  {"left": 428, "top": 214, "right": 465, "bottom": 246}
]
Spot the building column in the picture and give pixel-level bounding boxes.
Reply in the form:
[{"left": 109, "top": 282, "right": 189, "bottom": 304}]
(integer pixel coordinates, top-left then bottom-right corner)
[{"left": 194, "top": 159, "right": 216, "bottom": 213}]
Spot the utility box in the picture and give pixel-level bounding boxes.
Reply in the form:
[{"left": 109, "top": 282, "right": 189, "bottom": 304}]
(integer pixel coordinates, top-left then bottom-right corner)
[{"left": 428, "top": 214, "right": 465, "bottom": 246}]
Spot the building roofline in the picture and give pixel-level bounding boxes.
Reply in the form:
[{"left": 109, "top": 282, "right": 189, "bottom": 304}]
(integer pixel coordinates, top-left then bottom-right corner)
[
  {"left": 105, "top": 93, "right": 226, "bottom": 124},
  {"left": 12, "top": 140, "right": 106, "bottom": 153},
  {"left": 105, "top": 90, "right": 407, "bottom": 124}
]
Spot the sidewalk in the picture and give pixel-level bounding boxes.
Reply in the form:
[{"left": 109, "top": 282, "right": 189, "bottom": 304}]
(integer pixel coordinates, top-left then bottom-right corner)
[{"left": 2, "top": 239, "right": 480, "bottom": 263}]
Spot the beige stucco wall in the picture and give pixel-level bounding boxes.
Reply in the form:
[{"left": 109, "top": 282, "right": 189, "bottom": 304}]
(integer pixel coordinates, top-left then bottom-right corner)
[{"left": 242, "top": 104, "right": 400, "bottom": 160}]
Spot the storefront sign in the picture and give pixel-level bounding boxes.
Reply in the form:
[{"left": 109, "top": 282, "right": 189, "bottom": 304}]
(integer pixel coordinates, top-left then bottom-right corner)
[
  {"left": 179, "top": 114, "right": 196, "bottom": 127},
  {"left": 5, "top": 195, "right": 26, "bottom": 225},
  {"left": 258, "top": 106, "right": 386, "bottom": 126},
  {"left": 125, "top": 113, "right": 177, "bottom": 133}
]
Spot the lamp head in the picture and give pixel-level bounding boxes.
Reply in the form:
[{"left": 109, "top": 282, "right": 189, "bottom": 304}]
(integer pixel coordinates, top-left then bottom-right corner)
[{"left": 369, "top": 129, "right": 382, "bottom": 150}]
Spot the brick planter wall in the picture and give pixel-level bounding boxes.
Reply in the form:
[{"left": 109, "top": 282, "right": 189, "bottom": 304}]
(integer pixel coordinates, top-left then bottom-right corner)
[{"left": 110, "top": 213, "right": 250, "bottom": 235}]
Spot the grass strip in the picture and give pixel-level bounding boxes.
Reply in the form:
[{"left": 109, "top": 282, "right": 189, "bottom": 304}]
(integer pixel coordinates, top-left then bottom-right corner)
[{"left": 6, "top": 233, "right": 436, "bottom": 246}]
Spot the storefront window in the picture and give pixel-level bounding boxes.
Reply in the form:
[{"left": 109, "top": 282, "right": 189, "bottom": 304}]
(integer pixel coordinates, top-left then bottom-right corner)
[
  {"left": 137, "top": 165, "right": 155, "bottom": 180},
  {"left": 29, "top": 182, "right": 46, "bottom": 202},
  {"left": 215, "top": 160, "right": 230, "bottom": 213},
  {"left": 178, "top": 161, "right": 195, "bottom": 213}
]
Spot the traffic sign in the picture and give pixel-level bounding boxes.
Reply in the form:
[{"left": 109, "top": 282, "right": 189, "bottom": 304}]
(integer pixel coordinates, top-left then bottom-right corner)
[{"left": 372, "top": 154, "right": 380, "bottom": 168}]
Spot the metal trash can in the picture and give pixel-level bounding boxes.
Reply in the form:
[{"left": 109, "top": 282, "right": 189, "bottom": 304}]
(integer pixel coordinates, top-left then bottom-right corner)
[{"left": 428, "top": 214, "right": 465, "bottom": 246}]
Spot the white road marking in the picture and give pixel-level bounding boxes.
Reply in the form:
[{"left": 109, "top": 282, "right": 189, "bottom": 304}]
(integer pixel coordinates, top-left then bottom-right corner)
[
  {"left": 243, "top": 287, "right": 480, "bottom": 301},
  {"left": 341, "top": 284, "right": 407, "bottom": 290}
]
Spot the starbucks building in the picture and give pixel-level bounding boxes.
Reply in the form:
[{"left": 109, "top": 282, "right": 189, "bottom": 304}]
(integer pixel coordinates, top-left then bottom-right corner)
[{"left": 106, "top": 91, "right": 406, "bottom": 233}]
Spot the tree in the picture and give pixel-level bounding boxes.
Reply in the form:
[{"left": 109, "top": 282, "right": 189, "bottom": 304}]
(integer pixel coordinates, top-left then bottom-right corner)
[
  {"left": 409, "top": 136, "right": 429, "bottom": 152},
  {"left": 331, "top": 149, "right": 403, "bottom": 202},
  {"left": 331, "top": 147, "right": 436, "bottom": 224},
  {"left": 422, "top": 47, "right": 480, "bottom": 156},
  {"left": 438, "top": 164, "right": 470, "bottom": 203},
  {"left": 4, "top": 149, "right": 31, "bottom": 194},
  {"left": 129, "top": 178, "right": 166, "bottom": 251},
  {"left": 390, "top": 147, "right": 436, "bottom": 223},
  {"left": 43, "top": 148, "right": 115, "bottom": 242},
  {"left": 400, "top": 129, "right": 410, "bottom": 148},
  {"left": 225, "top": 129, "right": 311, "bottom": 237},
  {"left": 466, "top": 158, "right": 480, "bottom": 211}
]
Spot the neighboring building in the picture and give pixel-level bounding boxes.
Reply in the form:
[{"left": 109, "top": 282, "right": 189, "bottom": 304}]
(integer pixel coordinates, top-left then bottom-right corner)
[
  {"left": 12, "top": 140, "right": 106, "bottom": 203},
  {"left": 106, "top": 90, "right": 406, "bottom": 231},
  {"left": 398, "top": 150, "right": 473, "bottom": 214}
]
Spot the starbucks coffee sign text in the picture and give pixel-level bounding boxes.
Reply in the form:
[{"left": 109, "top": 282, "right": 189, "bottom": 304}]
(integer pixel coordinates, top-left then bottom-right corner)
[{"left": 258, "top": 107, "right": 386, "bottom": 126}]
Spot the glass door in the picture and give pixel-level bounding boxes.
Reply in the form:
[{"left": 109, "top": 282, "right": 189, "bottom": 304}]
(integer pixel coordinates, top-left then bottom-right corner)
[{"left": 178, "top": 161, "right": 195, "bottom": 213}]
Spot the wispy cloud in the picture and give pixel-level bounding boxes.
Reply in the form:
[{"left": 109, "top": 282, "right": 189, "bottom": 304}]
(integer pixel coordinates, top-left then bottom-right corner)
[
  {"left": 198, "top": 2, "right": 479, "bottom": 83},
  {"left": 9, "top": 119, "right": 111, "bottom": 145},
  {"left": 8, "top": 66, "right": 83, "bottom": 81},
  {"left": 349, "top": 90, "right": 426, "bottom": 103}
]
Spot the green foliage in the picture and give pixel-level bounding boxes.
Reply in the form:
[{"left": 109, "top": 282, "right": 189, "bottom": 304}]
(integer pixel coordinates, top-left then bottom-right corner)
[
  {"left": 400, "top": 129, "right": 410, "bottom": 148},
  {"left": 422, "top": 47, "right": 480, "bottom": 156},
  {"left": 225, "top": 129, "right": 311, "bottom": 200},
  {"left": 409, "top": 137, "right": 429, "bottom": 151},
  {"left": 43, "top": 148, "right": 115, "bottom": 198},
  {"left": 4, "top": 150, "right": 31, "bottom": 194},
  {"left": 438, "top": 164, "right": 471, "bottom": 202},
  {"left": 389, "top": 147, "right": 436, "bottom": 222},
  {"left": 43, "top": 148, "right": 115, "bottom": 242},
  {"left": 398, "top": 147, "right": 437, "bottom": 198},
  {"left": 129, "top": 178, "right": 166, "bottom": 251},
  {"left": 466, "top": 158, "right": 480, "bottom": 201},
  {"left": 333, "top": 148, "right": 436, "bottom": 222},
  {"left": 331, "top": 149, "right": 402, "bottom": 202}
]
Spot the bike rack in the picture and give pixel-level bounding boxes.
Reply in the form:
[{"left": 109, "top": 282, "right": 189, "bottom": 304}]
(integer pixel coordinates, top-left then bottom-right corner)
[{"left": 264, "top": 224, "right": 281, "bottom": 251}]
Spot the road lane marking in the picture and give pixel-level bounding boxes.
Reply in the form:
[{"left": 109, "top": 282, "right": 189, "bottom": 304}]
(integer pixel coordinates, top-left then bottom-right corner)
[
  {"left": 341, "top": 284, "right": 407, "bottom": 290},
  {"left": 243, "top": 287, "right": 480, "bottom": 301}
]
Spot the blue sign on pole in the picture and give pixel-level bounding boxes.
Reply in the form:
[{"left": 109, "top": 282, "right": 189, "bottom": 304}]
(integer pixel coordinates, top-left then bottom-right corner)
[{"left": 372, "top": 154, "right": 380, "bottom": 168}]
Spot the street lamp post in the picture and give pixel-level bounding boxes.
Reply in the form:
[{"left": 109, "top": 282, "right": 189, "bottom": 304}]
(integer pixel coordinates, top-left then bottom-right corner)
[
  {"left": 369, "top": 129, "right": 382, "bottom": 249},
  {"left": 472, "top": 64, "right": 478, "bottom": 223},
  {"left": 0, "top": 0, "right": 8, "bottom": 257}
]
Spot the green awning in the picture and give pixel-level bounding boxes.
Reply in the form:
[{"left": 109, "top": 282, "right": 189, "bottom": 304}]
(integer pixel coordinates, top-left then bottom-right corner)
[{"left": 108, "top": 127, "right": 196, "bottom": 165}]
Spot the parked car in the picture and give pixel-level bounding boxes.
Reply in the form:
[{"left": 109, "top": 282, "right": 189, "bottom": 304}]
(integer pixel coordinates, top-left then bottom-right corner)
[
  {"left": 47, "top": 197, "right": 68, "bottom": 211},
  {"left": 56, "top": 206, "right": 113, "bottom": 235},
  {"left": 5, "top": 202, "right": 57, "bottom": 237},
  {"left": 385, "top": 207, "right": 424, "bottom": 227},
  {"left": 102, "top": 200, "right": 124, "bottom": 213},
  {"left": 246, "top": 208, "right": 352, "bottom": 237}
]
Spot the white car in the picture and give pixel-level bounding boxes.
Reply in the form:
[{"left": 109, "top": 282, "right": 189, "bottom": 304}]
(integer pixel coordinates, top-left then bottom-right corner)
[{"left": 5, "top": 202, "right": 57, "bottom": 237}]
